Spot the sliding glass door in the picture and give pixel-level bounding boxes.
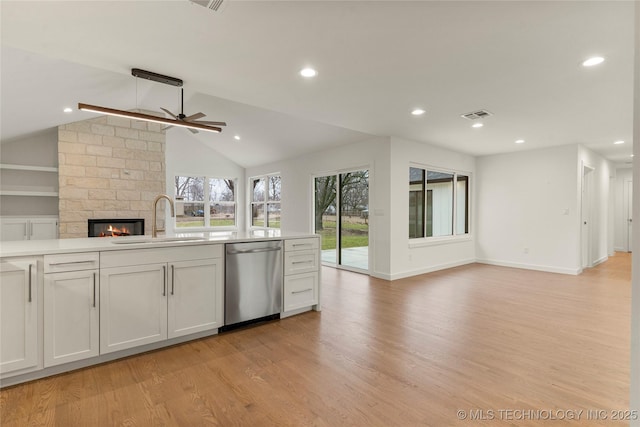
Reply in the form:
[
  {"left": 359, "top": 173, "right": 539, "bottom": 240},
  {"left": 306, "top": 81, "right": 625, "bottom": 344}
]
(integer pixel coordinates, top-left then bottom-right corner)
[{"left": 314, "top": 170, "right": 369, "bottom": 272}]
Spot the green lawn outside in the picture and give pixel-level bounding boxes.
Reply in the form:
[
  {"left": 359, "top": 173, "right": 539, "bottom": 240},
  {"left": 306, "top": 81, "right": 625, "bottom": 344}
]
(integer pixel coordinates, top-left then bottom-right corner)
[
  {"left": 317, "top": 220, "right": 368, "bottom": 250},
  {"left": 176, "top": 218, "right": 235, "bottom": 227}
]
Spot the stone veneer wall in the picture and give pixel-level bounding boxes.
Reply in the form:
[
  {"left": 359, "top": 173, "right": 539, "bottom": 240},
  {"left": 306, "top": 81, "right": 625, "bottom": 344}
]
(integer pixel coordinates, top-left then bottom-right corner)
[{"left": 58, "top": 114, "right": 166, "bottom": 238}]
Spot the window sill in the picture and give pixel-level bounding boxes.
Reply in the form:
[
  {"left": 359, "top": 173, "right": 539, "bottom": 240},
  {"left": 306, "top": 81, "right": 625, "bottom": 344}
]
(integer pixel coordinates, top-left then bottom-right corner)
[{"left": 409, "top": 234, "right": 473, "bottom": 248}]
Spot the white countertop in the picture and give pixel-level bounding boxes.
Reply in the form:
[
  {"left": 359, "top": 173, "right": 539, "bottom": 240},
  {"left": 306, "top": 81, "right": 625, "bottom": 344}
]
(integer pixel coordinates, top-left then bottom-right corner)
[{"left": 0, "top": 230, "right": 318, "bottom": 258}]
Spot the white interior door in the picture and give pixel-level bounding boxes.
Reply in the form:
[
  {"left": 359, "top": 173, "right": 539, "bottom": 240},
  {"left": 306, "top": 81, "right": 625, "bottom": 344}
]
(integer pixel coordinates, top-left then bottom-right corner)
[
  {"left": 581, "top": 165, "right": 594, "bottom": 269},
  {"left": 626, "top": 180, "right": 633, "bottom": 252}
]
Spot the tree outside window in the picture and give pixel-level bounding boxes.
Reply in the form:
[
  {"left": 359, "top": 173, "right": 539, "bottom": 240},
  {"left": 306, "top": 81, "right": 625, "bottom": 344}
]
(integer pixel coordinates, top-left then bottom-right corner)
[
  {"left": 251, "top": 173, "right": 281, "bottom": 229},
  {"left": 175, "top": 176, "right": 236, "bottom": 229}
]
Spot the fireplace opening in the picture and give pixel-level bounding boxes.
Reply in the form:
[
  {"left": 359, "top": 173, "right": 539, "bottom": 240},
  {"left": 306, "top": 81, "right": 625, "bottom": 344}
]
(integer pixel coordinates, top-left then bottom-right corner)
[{"left": 88, "top": 218, "right": 145, "bottom": 237}]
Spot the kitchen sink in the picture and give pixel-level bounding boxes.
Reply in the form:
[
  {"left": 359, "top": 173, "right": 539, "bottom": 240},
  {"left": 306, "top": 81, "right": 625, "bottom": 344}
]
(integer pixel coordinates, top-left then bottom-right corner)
[{"left": 110, "top": 236, "right": 208, "bottom": 244}]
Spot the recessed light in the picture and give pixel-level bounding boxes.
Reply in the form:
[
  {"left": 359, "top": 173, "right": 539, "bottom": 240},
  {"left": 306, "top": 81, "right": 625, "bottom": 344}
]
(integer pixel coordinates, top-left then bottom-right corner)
[
  {"left": 411, "top": 108, "right": 426, "bottom": 116},
  {"left": 582, "top": 56, "right": 604, "bottom": 67},
  {"left": 300, "top": 67, "right": 317, "bottom": 78},
  {"left": 234, "top": 135, "right": 241, "bottom": 140},
  {"left": 614, "top": 140, "right": 625, "bottom": 145},
  {"left": 472, "top": 123, "right": 483, "bottom": 128},
  {"left": 63, "top": 107, "right": 73, "bottom": 113},
  {"left": 515, "top": 139, "right": 525, "bottom": 144},
  {"left": 631, "top": 154, "right": 635, "bottom": 158}
]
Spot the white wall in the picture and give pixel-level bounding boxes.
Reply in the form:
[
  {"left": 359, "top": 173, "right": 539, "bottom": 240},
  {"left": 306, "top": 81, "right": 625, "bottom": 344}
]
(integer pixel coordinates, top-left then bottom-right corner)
[
  {"left": 577, "top": 145, "right": 613, "bottom": 266},
  {"left": 614, "top": 166, "right": 633, "bottom": 252},
  {"left": 476, "top": 144, "right": 581, "bottom": 274},
  {"left": 389, "top": 136, "right": 476, "bottom": 280},
  {"left": 245, "top": 136, "right": 392, "bottom": 278},
  {"left": 630, "top": 1, "right": 639, "bottom": 422},
  {"left": 165, "top": 134, "right": 245, "bottom": 232}
]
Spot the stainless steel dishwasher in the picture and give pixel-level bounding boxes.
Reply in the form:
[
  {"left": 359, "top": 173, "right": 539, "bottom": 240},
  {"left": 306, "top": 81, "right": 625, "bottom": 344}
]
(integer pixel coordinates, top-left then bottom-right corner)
[{"left": 224, "top": 240, "right": 283, "bottom": 329}]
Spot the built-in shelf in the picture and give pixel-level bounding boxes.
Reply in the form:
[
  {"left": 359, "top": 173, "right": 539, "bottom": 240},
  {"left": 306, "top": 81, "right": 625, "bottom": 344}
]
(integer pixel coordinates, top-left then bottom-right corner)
[
  {"left": 0, "top": 163, "right": 59, "bottom": 200},
  {"left": 0, "top": 164, "right": 58, "bottom": 173},
  {"left": 0, "top": 191, "right": 59, "bottom": 197}
]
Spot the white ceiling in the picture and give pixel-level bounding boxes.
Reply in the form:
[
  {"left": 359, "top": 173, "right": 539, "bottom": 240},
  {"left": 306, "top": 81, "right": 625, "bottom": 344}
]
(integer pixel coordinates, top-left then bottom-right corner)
[{"left": 0, "top": 1, "right": 635, "bottom": 167}]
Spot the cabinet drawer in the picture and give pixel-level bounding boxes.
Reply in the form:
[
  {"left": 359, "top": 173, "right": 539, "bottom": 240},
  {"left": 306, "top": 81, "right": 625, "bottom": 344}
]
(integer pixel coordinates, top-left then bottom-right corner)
[
  {"left": 283, "top": 273, "right": 318, "bottom": 312},
  {"left": 285, "top": 238, "right": 319, "bottom": 252},
  {"left": 284, "top": 250, "right": 318, "bottom": 275},
  {"left": 45, "top": 252, "right": 99, "bottom": 273},
  {"left": 100, "top": 244, "right": 222, "bottom": 268}
]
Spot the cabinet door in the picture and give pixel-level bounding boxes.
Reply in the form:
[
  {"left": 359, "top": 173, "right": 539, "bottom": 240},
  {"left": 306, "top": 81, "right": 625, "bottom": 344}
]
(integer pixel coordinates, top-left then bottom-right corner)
[
  {"left": 30, "top": 218, "right": 58, "bottom": 240},
  {"left": 0, "top": 219, "right": 29, "bottom": 241},
  {"left": 100, "top": 264, "right": 167, "bottom": 354},
  {"left": 0, "top": 260, "right": 38, "bottom": 374},
  {"left": 168, "top": 258, "right": 223, "bottom": 339},
  {"left": 44, "top": 270, "right": 99, "bottom": 367}
]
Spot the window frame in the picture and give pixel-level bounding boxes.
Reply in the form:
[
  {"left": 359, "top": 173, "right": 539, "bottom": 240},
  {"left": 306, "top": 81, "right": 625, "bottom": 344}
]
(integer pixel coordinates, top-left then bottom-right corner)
[
  {"left": 173, "top": 175, "right": 238, "bottom": 232},
  {"left": 249, "top": 173, "right": 281, "bottom": 230},
  {"left": 408, "top": 164, "right": 472, "bottom": 247}
]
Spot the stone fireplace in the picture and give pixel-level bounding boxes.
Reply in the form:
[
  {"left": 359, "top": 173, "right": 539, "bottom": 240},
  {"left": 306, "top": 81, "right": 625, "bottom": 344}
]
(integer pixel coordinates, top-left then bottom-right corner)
[{"left": 57, "top": 112, "right": 166, "bottom": 239}]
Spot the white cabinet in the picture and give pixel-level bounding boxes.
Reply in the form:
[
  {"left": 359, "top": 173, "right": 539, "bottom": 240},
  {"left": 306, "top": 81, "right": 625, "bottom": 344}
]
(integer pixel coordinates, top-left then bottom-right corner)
[
  {"left": 283, "top": 237, "right": 320, "bottom": 313},
  {"left": 168, "top": 258, "right": 224, "bottom": 339},
  {"left": 0, "top": 258, "right": 41, "bottom": 376},
  {"left": 44, "top": 253, "right": 99, "bottom": 367},
  {"left": 100, "top": 245, "right": 224, "bottom": 354},
  {"left": 100, "top": 264, "right": 167, "bottom": 354},
  {"left": 0, "top": 217, "right": 58, "bottom": 241}
]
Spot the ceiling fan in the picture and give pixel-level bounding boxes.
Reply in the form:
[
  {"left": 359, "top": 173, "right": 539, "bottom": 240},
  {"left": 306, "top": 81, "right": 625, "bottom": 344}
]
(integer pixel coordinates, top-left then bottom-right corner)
[
  {"left": 160, "top": 87, "right": 227, "bottom": 134},
  {"left": 80, "top": 69, "right": 227, "bottom": 134}
]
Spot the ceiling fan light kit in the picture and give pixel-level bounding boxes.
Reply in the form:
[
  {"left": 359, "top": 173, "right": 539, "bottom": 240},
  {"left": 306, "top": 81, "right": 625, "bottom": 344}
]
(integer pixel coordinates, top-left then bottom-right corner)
[{"left": 79, "top": 68, "right": 226, "bottom": 134}]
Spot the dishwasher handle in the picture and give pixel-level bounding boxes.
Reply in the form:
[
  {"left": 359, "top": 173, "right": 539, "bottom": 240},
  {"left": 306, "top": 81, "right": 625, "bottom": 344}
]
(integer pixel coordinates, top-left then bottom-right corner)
[{"left": 227, "top": 247, "right": 282, "bottom": 255}]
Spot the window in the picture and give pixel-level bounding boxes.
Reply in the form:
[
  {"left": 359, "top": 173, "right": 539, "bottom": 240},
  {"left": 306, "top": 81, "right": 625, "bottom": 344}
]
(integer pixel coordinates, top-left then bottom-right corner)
[
  {"left": 251, "top": 174, "right": 281, "bottom": 229},
  {"left": 409, "top": 166, "right": 469, "bottom": 239},
  {"left": 174, "top": 176, "right": 236, "bottom": 229}
]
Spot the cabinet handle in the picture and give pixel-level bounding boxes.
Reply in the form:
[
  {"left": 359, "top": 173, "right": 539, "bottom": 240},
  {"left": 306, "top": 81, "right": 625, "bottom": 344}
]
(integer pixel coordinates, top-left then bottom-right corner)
[
  {"left": 28, "top": 264, "right": 33, "bottom": 303},
  {"left": 93, "top": 273, "right": 96, "bottom": 308},
  {"left": 171, "top": 265, "right": 175, "bottom": 295},
  {"left": 291, "top": 288, "right": 313, "bottom": 294},
  {"left": 162, "top": 265, "right": 166, "bottom": 296},
  {"left": 292, "top": 261, "right": 312, "bottom": 265},
  {"left": 29, "top": 222, "right": 33, "bottom": 238},
  {"left": 292, "top": 243, "right": 312, "bottom": 248}
]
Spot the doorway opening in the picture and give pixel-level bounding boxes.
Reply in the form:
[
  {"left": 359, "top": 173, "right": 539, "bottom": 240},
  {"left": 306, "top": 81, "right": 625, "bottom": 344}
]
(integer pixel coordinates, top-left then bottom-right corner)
[{"left": 314, "top": 169, "right": 369, "bottom": 273}]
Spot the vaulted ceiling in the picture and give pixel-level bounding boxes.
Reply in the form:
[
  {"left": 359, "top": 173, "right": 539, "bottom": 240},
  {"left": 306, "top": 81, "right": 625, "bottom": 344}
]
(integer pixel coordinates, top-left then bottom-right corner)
[{"left": 1, "top": 1, "right": 635, "bottom": 167}]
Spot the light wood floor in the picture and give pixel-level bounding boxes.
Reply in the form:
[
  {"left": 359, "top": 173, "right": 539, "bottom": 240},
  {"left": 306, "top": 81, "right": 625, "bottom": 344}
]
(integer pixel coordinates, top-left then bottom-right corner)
[{"left": 1, "top": 254, "right": 632, "bottom": 426}]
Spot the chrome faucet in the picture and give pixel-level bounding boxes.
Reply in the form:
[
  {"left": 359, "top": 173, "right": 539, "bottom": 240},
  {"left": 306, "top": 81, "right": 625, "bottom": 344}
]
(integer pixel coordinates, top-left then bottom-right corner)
[{"left": 152, "top": 194, "right": 175, "bottom": 238}]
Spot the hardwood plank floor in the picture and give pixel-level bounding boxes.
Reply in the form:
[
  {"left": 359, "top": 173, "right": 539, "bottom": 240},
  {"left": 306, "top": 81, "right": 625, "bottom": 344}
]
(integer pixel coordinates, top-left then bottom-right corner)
[{"left": 1, "top": 254, "right": 632, "bottom": 426}]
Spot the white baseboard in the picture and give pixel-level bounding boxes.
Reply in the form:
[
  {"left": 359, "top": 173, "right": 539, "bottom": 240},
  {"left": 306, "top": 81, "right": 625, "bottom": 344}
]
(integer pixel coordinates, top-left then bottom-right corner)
[
  {"left": 387, "top": 258, "right": 476, "bottom": 281},
  {"left": 593, "top": 255, "right": 608, "bottom": 267},
  {"left": 475, "top": 258, "right": 581, "bottom": 275}
]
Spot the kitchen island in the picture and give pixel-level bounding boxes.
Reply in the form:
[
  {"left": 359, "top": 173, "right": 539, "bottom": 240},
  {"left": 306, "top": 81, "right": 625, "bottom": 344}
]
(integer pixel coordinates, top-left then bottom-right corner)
[{"left": 0, "top": 231, "right": 320, "bottom": 387}]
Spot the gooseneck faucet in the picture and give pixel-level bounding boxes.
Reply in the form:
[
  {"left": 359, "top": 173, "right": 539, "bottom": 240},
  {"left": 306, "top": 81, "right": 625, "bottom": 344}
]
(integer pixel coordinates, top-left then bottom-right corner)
[{"left": 152, "top": 194, "right": 175, "bottom": 238}]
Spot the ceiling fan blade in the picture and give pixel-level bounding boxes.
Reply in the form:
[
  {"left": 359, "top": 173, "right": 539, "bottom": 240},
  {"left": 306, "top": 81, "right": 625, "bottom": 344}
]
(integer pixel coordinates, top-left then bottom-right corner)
[
  {"left": 184, "top": 112, "right": 206, "bottom": 121},
  {"left": 189, "top": 128, "right": 199, "bottom": 134},
  {"left": 162, "top": 125, "right": 174, "bottom": 131},
  {"left": 194, "top": 120, "right": 227, "bottom": 126},
  {"left": 161, "top": 107, "right": 178, "bottom": 119}
]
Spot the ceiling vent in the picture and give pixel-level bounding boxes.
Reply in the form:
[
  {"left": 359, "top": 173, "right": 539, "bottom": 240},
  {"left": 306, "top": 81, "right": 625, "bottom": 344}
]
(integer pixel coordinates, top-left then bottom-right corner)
[
  {"left": 189, "top": 0, "right": 225, "bottom": 12},
  {"left": 461, "top": 110, "right": 493, "bottom": 120}
]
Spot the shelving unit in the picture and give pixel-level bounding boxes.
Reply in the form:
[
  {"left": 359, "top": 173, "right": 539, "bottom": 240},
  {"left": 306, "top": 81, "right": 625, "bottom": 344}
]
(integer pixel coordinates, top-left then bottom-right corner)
[
  {"left": 0, "top": 164, "right": 58, "bottom": 173},
  {"left": 0, "top": 164, "right": 59, "bottom": 197}
]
